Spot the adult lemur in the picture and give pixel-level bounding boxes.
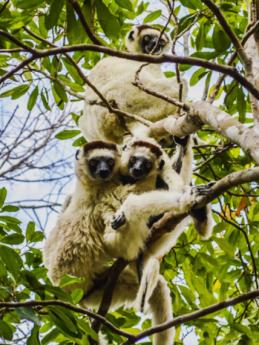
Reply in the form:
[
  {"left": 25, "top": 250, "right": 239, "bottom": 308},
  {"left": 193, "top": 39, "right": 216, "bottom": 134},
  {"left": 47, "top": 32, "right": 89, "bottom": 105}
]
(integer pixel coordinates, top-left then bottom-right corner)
[
  {"left": 79, "top": 24, "right": 187, "bottom": 143},
  {"left": 44, "top": 140, "right": 178, "bottom": 345},
  {"left": 43, "top": 141, "right": 121, "bottom": 293}
]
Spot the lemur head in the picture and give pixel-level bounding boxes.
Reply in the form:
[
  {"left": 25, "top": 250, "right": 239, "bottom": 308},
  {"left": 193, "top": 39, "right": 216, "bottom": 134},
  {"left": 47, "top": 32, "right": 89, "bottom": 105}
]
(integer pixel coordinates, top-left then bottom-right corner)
[
  {"left": 126, "top": 25, "right": 170, "bottom": 55},
  {"left": 75, "top": 141, "right": 120, "bottom": 182},
  {"left": 120, "top": 139, "right": 164, "bottom": 181}
]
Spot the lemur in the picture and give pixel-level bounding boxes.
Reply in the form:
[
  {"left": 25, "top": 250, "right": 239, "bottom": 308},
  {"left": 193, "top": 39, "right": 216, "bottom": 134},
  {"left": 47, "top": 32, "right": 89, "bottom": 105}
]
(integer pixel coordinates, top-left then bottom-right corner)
[{"left": 79, "top": 24, "right": 187, "bottom": 143}]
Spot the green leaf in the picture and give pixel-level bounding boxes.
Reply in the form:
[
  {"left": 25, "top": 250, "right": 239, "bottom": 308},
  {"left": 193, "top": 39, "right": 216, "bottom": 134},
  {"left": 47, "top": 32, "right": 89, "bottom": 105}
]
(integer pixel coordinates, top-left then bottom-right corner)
[
  {"left": 212, "top": 24, "right": 231, "bottom": 52},
  {"left": 1, "top": 233, "right": 24, "bottom": 244},
  {"left": 0, "top": 245, "right": 23, "bottom": 280},
  {"left": 0, "top": 187, "right": 7, "bottom": 209},
  {"left": 27, "top": 325, "right": 40, "bottom": 345},
  {"left": 17, "top": 307, "right": 40, "bottom": 324},
  {"left": 13, "top": 0, "right": 45, "bottom": 9},
  {"left": 178, "top": 13, "right": 197, "bottom": 35},
  {"left": 0, "top": 320, "right": 13, "bottom": 340},
  {"left": 0, "top": 85, "right": 30, "bottom": 99},
  {"left": 62, "top": 58, "right": 84, "bottom": 84},
  {"left": 59, "top": 274, "right": 84, "bottom": 288},
  {"left": 143, "top": 10, "right": 162, "bottom": 23},
  {"left": 53, "top": 81, "right": 68, "bottom": 102},
  {"left": 42, "top": 328, "right": 60, "bottom": 345},
  {"left": 30, "top": 231, "right": 44, "bottom": 242},
  {"left": 180, "top": 0, "right": 202, "bottom": 10},
  {"left": 41, "top": 88, "right": 51, "bottom": 110},
  {"left": 71, "top": 288, "right": 84, "bottom": 304},
  {"left": 48, "top": 306, "right": 81, "bottom": 338},
  {"left": 115, "top": 0, "right": 133, "bottom": 11},
  {"left": 26, "top": 221, "right": 36, "bottom": 242},
  {"left": 96, "top": 0, "right": 121, "bottom": 39},
  {"left": 0, "top": 215, "right": 21, "bottom": 224},
  {"left": 45, "top": 0, "right": 65, "bottom": 29},
  {"left": 27, "top": 86, "right": 39, "bottom": 111},
  {"left": 1, "top": 205, "right": 19, "bottom": 212},
  {"left": 215, "top": 238, "right": 235, "bottom": 257},
  {"left": 72, "top": 136, "right": 86, "bottom": 147},
  {"left": 190, "top": 68, "right": 207, "bottom": 86},
  {"left": 55, "top": 129, "right": 81, "bottom": 140}
]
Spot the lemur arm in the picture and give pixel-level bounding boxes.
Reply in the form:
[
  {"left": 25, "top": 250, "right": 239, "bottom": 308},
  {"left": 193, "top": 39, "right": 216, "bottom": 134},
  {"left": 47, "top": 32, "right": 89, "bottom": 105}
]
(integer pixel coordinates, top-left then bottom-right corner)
[{"left": 104, "top": 187, "right": 198, "bottom": 261}]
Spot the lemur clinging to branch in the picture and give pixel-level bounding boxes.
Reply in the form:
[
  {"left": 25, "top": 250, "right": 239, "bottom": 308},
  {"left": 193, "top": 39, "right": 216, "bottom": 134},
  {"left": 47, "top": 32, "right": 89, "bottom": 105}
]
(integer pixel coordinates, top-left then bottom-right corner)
[{"left": 79, "top": 24, "right": 187, "bottom": 143}]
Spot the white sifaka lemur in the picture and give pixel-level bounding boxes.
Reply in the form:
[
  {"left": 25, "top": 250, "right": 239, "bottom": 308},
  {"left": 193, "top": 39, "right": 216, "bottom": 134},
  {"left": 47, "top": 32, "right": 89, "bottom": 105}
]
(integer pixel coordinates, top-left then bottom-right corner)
[{"left": 79, "top": 24, "right": 187, "bottom": 143}]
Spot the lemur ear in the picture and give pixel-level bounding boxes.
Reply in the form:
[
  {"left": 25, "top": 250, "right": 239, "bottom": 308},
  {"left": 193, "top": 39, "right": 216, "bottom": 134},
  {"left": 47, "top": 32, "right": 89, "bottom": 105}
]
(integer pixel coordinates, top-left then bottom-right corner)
[
  {"left": 159, "top": 159, "right": 165, "bottom": 170},
  {"left": 75, "top": 149, "right": 80, "bottom": 160}
]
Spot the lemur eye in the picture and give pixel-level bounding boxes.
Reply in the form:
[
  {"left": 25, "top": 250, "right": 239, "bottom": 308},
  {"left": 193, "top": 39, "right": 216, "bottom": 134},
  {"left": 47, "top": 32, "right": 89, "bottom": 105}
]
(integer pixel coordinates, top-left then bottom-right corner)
[
  {"left": 108, "top": 158, "right": 115, "bottom": 167},
  {"left": 88, "top": 159, "right": 97, "bottom": 167},
  {"left": 160, "top": 39, "right": 166, "bottom": 46},
  {"left": 129, "top": 156, "right": 136, "bottom": 165},
  {"left": 143, "top": 35, "right": 152, "bottom": 42},
  {"left": 145, "top": 161, "right": 153, "bottom": 169}
]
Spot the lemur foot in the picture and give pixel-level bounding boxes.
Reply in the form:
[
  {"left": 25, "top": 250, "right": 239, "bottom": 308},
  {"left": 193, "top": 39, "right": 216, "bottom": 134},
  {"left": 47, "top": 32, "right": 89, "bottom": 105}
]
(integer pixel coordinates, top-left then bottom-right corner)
[
  {"left": 173, "top": 135, "right": 190, "bottom": 146},
  {"left": 111, "top": 211, "right": 126, "bottom": 230},
  {"left": 191, "top": 182, "right": 215, "bottom": 196},
  {"left": 146, "top": 212, "right": 165, "bottom": 228}
]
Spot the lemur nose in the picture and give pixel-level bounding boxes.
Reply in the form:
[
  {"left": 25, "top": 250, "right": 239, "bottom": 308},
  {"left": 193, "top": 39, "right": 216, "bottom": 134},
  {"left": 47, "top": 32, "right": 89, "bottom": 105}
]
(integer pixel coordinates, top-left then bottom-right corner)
[
  {"left": 99, "top": 169, "right": 109, "bottom": 179},
  {"left": 132, "top": 168, "right": 144, "bottom": 178}
]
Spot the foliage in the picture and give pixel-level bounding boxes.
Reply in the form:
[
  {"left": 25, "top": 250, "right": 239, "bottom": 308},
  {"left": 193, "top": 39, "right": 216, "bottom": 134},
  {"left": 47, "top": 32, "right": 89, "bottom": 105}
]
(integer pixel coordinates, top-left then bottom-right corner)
[{"left": 0, "top": 0, "right": 258, "bottom": 344}]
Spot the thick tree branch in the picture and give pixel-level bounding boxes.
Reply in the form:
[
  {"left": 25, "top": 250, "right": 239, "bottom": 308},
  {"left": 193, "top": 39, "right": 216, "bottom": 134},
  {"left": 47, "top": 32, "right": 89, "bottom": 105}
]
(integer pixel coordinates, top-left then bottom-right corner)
[{"left": 151, "top": 100, "right": 259, "bottom": 164}]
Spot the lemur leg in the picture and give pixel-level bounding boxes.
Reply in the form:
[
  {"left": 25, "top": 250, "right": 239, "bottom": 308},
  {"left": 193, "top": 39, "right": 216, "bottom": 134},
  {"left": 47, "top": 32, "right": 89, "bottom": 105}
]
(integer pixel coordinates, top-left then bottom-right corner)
[
  {"left": 135, "top": 257, "right": 160, "bottom": 313},
  {"left": 173, "top": 136, "right": 213, "bottom": 239},
  {"left": 81, "top": 266, "right": 139, "bottom": 309},
  {"left": 148, "top": 275, "right": 175, "bottom": 345},
  {"left": 190, "top": 203, "right": 213, "bottom": 239}
]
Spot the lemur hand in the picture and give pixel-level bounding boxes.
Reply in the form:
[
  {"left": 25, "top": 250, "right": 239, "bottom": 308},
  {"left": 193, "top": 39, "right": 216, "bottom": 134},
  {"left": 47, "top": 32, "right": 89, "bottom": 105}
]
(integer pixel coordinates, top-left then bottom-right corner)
[{"left": 111, "top": 211, "right": 126, "bottom": 230}]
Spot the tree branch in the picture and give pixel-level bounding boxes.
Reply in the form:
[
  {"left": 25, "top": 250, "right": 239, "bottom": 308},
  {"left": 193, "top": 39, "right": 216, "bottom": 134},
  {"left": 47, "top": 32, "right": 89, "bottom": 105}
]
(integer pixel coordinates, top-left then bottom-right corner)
[
  {"left": 151, "top": 100, "right": 259, "bottom": 164},
  {"left": 0, "top": 41, "right": 259, "bottom": 99},
  {"left": 151, "top": 167, "right": 259, "bottom": 235},
  {"left": 0, "top": 300, "right": 132, "bottom": 339},
  {"left": 1, "top": 291, "right": 258, "bottom": 344},
  {"left": 122, "top": 289, "right": 259, "bottom": 344}
]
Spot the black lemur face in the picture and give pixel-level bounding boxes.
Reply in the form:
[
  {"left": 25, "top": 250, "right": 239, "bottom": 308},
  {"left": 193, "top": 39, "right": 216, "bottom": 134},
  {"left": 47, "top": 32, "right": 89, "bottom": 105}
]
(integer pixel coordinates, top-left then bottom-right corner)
[
  {"left": 128, "top": 155, "right": 153, "bottom": 180},
  {"left": 87, "top": 156, "right": 115, "bottom": 181},
  {"left": 141, "top": 34, "right": 167, "bottom": 54}
]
